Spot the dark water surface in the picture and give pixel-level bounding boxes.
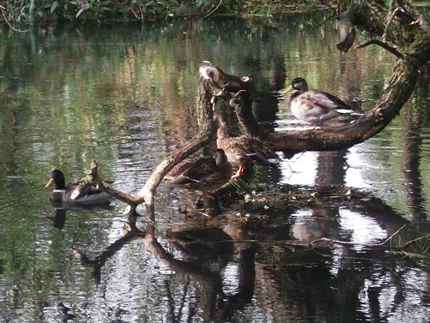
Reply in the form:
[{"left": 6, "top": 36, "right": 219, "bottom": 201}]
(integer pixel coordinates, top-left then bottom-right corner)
[{"left": 1, "top": 17, "right": 430, "bottom": 323}]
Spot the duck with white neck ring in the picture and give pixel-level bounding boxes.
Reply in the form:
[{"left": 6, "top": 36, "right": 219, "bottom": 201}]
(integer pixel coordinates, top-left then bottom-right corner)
[{"left": 45, "top": 169, "right": 111, "bottom": 206}]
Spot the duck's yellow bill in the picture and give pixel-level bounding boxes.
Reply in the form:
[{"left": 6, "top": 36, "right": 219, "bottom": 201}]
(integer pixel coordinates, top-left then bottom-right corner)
[
  {"left": 282, "top": 85, "right": 293, "bottom": 95},
  {"left": 45, "top": 178, "right": 54, "bottom": 189}
]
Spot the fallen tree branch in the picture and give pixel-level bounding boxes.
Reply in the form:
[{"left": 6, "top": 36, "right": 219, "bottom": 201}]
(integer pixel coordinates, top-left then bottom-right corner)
[
  {"left": 356, "top": 39, "right": 404, "bottom": 59},
  {"left": 137, "top": 133, "right": 215, "bottom": 219},
  {"left": 97, "top": 79, "right": 217, "bottom": 218},
  {"left": 270, "top": 61, "right": 418, "bottom": 152}
]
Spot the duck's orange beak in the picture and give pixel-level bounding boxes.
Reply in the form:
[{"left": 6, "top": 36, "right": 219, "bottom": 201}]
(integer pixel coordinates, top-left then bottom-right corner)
[
  {"left": 282, "top": 84, "right": 293, "bottom": 96},
  {"left": 45, "top": 178, "right": 54, "bottom": 189}
]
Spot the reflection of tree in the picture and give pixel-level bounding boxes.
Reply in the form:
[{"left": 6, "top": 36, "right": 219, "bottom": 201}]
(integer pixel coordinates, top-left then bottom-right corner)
[
  {"left": 75, "top": 214, "right": 256, "bottom": 322},
  {"left": 402, "top": 91, "right": 427, "bottom": 225},
  {"left": 59, "top": 183, "right": 430, "bottom": 322},
  {"left": 251, "top": 189, "right": 417, "bottom": 322}
]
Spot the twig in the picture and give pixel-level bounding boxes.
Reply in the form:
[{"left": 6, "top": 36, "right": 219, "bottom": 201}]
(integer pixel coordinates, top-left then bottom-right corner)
[
  {"left": 204, "top": 0, "right": 223, "bottom": 19},
  {"left": 387, "top": 250, "right": 430, "bottom": 260},
  {"left": 383, "top": 7, "right": 402, "bottom": 41},
  {"left": 356, "top": 39, "right": 404, "bottom": 59},
  {"left": 382, "top": 224, "right": 408, "bottom": 246},
  {"left": 400, "top": 233, "right": 430, "bottom": 249},
  {"left": 311, "top": 224, "right": 408, "bottom": 247}
]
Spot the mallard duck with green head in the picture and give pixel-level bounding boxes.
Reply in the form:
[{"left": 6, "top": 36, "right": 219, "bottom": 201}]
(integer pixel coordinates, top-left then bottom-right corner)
[
  {"left": 288, "top": 77, "right": 361, "bottom": 125},
  {"left": 45, "top": 169, "right": 111, "bottom": 206}
]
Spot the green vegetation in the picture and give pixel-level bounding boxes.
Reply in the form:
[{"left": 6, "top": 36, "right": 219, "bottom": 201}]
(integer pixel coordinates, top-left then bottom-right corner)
[
  {"left": 0, "top": 0, "right": 336, "bottom": 27},
  {"left": 0, "top": 1, "right": 427, "bottom": 29}
]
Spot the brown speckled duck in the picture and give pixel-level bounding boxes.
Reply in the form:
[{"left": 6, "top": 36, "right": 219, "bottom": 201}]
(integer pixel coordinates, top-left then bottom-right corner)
[
  {"left": 166, "top": 149, "right": 233, "bottom": 192},
  {"left": 215, "top": 108, "right": 277, "bottom": 166},
  {"left": 288, "top": 77, "right": 359, "bottom": 125}
]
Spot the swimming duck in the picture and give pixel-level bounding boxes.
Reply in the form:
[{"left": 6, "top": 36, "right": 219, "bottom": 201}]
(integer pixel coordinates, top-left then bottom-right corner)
[
  {"left": 166, "top": 149, "right": 234, "bottom": 192},
  {"left": 45, "top": 169, "right": 111, "bottom": 206},
  {"left": 288, "top": 78, "right": 359, "bottom": 125}
]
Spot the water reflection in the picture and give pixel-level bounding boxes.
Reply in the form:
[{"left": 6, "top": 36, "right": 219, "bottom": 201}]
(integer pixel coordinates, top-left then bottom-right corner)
[
  {"left": 0, "top": 16, "right": 430, "bottom": 323},
  {"left": 70, "top": 214, "right": 255, "bottom": 322},
  {"left": 53, "top": 190, "right": 427, "bottom": 323}
]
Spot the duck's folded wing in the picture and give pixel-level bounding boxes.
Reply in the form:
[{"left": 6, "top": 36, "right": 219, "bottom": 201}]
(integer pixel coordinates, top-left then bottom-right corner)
[
  {"left": 183, "top": 158, "right": 217, "bottom": 180},
  {"left": 167, "top": 156, "right": 217, "bottom": 185},
  {"left": 70, "top": 183, "right": 103, "bottom": 200},
  {"left": 306, "top": 91, "right": 351, "bottom": 110}
]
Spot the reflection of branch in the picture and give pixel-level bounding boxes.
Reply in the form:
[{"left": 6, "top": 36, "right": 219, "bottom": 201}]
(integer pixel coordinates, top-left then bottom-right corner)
[
  {"left": 311, "top": 225, "right": 407, "bottom": 247},
  {"left": 216, "top": 247, "right": 256, "bottom": 321},
  {"left": 357, "top": 39, "right": 404, "bottom": 59},
  {"left": 402, "top": 103, "right": 426, "bottom": 223},
  {"left": 75, "top": 214, "right": 146, "bottom": 283},
  {"left": 146, "top": 228, "right": 257, "bottom": 321},
  {"left": 180, "top": 238, "right": 312, "bottom": 248},
  {"left": 177, "top": 279, "right": 191, "bottom": 322}
]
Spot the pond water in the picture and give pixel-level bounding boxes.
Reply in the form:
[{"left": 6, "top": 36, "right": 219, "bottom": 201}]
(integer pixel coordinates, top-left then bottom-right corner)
[{"left": 1, "top": 16, "right": 430, "bottom": 323}]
